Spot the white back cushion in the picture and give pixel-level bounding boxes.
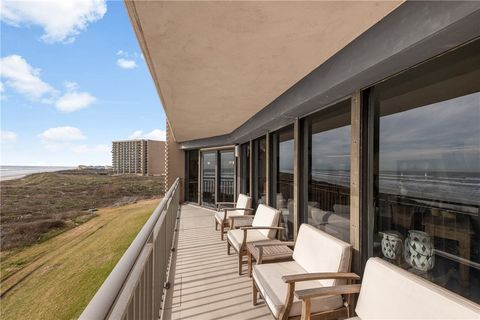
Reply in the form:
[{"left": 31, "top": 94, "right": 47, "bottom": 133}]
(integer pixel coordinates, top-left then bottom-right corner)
[
  {"left": 235, "top": 194, "right": 252, "bottom": 215},
  {"left": 356, "top": 258, "right": 480, "bottom": 319},
  {"left": 293, "top": 224, "right": 352, "bottom": 287},
  {"left": 252, "top": 204, "right": 280, "bottom": 238}
]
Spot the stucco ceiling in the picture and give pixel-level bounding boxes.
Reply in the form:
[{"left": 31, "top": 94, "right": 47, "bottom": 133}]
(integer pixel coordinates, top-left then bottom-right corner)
[{"left": 126, "top": 1, "right": 403, "bottom": 142}]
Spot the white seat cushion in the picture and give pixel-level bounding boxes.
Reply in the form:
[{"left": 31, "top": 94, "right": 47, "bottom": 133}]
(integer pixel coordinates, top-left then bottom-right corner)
[
  {"left": 253, "top": 261, "right": 343, "bottom": 318},
  {"left": 235, "top": 194, "right": 252, "bottom": 215},
  {"left": 227, "top": 229, "right": 269, "bottom": 251},
  {"left": 252, "top": 204, "right": 280, "bottom": 238},
  {"left": 293, "top": 224, "right": 352, "bottom": 287},
  {"left": 356, "top": 258, "right": 480, "bottom": 319}
]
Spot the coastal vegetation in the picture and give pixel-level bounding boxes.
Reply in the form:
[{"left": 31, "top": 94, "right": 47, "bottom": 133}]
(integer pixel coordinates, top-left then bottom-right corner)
[
  {"left": 0, "top": 198, "right": 159, "bottom": 320},
  {"left": 0, "top": 169, "right": 164, "bottom": 250}
]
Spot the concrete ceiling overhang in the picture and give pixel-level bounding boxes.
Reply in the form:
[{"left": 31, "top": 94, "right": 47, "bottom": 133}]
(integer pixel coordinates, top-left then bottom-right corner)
[{"left": 126, "top": 1, "right": 403, "bottom": 142}]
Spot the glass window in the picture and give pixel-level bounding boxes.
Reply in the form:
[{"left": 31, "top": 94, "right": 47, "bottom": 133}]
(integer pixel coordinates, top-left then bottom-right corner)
[
  {"left": 240, "top": 142, "right": 250, "bottom": 195},
  {"left": 185, "top": 150, "right": 199, "bottom": 203},
  {"left": 253, "top": 136, "right": 267, "bottom": 208},
  {"left": 272, "top": 126, "right": 295, "bottom": 240},
  {"left": 201, "top": 152, "right": 216, "bottom": 207},
  {"left": 306, "top": 100, "right": 351, "bottom": 242},
  {"left": 218, "top": 150, "right": 235, "bottom": 203},
  {"left": 371, "top": 39, "right": 480, "bottom": 302}
]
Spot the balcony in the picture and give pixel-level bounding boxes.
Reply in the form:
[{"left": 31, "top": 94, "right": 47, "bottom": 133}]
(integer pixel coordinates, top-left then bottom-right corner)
[
  {"left": 163, "top": 205, "right": 271, "bottom": 320},
  {"left": 80, "top": 179, "right": 271, "bottom": 320},
  {"left": 80, "top": 175, "right": 480, "bottom": 320}
]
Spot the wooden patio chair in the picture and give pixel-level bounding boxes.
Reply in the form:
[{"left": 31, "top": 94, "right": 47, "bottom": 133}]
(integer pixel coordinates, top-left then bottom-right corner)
[
  {"left": 215, "top": 193, "right": 253, "bottom": 240},
  {"left": 227, "top": 204, "right": 282, "bottom": 275},
  {"left": 295, "top": 257, "right": 480, "bottom": 320},
  {"left": 252, "top": 224, "right": 355, "bottom": 320}
]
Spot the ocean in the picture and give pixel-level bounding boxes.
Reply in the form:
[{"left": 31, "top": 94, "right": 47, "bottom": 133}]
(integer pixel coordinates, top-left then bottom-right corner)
[{"left": 0, "top": 166, "right": 76, "bottom": 181}]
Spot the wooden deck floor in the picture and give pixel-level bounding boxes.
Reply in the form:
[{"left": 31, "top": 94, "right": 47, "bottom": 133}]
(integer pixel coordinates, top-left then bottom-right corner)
[{"left": 163, "top": 205, "right": 272, "bottom": 320}]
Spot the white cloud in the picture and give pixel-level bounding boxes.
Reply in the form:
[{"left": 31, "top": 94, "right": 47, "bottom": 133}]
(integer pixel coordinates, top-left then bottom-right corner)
[
  {"left": 0, "top": 82, "right": 4, "bottom": 92},
  {"left": 117, "top": 58, "right": 137, "bottom": 69},
  {"left": 0, "top": 0, "right": 107, "bottom": 43},
  {"left": 0, "top": 57, "right": 95, "bottom": 111},
  {"left": 55, "top": 90, "right": 96, "bottom": 112},
  {"left": 70, "top": 144, "right": 110, "bottom": 154},
  {"left": 128, "top": 129, "right": 166, "bottom": 141},
  {"left": 1, "top": 130, "right": 17, "bottom": 143},
  {"left": 0, "top": 55, "right": 55, "bottom": 100},
  {"left": 39, "top": 126, "right": 86, "bottom": 143}
]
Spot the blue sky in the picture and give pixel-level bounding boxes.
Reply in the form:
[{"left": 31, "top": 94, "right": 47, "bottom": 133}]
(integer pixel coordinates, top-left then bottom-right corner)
[{"left": 0, "top": 0, "right": 166, "bottom": 166}]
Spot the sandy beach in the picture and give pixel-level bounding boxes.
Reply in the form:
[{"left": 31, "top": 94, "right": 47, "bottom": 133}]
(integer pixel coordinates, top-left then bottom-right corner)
[{"left": 0, "top": 166, "right": 75, "bottom": 181}]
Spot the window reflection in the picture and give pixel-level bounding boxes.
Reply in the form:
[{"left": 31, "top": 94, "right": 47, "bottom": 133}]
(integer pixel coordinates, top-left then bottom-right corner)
[
  {"left": 372, "top": 39, "right": 480, "bottom": 302},
  {"left": 219, "top": 150, "right": 235, "bottom": 203},
  {"left": 273, "top": 126, "right": 294, "bottom": 240},
  {"left": 307, "top": 100, "right": 351, "bottom": 242}
]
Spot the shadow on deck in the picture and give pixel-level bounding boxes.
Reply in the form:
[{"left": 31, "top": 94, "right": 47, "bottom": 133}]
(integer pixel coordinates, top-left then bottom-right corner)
[{"left": 163, "top": 205, "right": 272, "bottom": 320}]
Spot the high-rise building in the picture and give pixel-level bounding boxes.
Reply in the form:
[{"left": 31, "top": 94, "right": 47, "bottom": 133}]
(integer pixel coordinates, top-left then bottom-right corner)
[{"left": 112, "top": 140, "right": 165, "bottom": 176}]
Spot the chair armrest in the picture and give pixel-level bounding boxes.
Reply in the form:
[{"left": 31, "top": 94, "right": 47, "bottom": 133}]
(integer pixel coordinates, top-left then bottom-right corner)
[
  {"left": 216, "top": 202, "right": 236, "bottom": 210},
  {"left": 254, "top": 241, "right": 295, "bottom": 248},
  {"left": 229, "top": 215, "right": 254, "bottom": 222},
  {"left": 221, "top": 208, "right": 254, "bottom": 221},
  {"left": 295, "top": 284, "right": 361, "bottom": 300},
  {"left": 282, "top": 272, "right": 360, "bottom": 283},
  {"left": 240, "top": 226, "right": 285, "bottom": 231}
]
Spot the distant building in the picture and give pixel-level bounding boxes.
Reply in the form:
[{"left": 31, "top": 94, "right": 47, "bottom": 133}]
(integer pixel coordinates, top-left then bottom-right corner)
[{"left": 112, "top": 140, "right": 165, "bottom": 176}]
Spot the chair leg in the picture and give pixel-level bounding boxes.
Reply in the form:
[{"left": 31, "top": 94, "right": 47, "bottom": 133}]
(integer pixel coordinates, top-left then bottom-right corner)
[
  {"left": 247, "top": 252, "right": 252, "bottom": 278},
  {"left": 227, "top": 240, "right": 231, "bottom": 255},
  {"left": 215, "top": 219, "right": 218, "bottom": 231},
  {"left": 238, "top": 251, "right": 243, "bottom": 275},
  {"left": 220, "top": 222, "right": 225, "bottom": 241},
  {"left": 252, "top": 279, "right": 258, "bottom": 305}
]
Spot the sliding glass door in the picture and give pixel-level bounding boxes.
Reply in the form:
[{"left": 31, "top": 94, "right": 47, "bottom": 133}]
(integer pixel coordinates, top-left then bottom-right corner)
[
  {"left": 201, "top": 152, "right": 216, "bottom": 207},
  {"left": 200, "top": 148, "right": 236, "bottom": 207}
]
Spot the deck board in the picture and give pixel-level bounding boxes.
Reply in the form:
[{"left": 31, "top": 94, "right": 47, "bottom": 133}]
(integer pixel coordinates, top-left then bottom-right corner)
[{"left": 163, "top": 205, "right": 272, "bottom": 320}]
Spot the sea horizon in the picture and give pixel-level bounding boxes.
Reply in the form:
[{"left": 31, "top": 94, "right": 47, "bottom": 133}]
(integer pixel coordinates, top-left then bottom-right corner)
[{"left": 0, "top": 165, "right": 78, "bottom": 181}]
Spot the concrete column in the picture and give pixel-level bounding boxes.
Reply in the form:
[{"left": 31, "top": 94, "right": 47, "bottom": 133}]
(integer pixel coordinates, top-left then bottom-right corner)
[
  {"left": 166, "top": 120, "right": 185, "bottom": 202},
  {"left": 350, "top": 91, "right": 362, "bottom": 272},
  {"left": 293, "top": 119, "right": 300, "bottom": 240}
]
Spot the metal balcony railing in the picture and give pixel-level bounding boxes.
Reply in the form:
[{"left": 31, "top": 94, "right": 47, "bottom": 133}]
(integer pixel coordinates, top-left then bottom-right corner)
[{"left": 80, "top": 178, "right": 180, "bottom": 320}]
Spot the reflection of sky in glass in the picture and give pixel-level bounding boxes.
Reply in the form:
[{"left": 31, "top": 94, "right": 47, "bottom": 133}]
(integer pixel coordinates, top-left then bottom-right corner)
[
  {"left": 380, "top": 92, "right": 480, "bottom": 173},
  {"left": 279, "top": 139, "right": 294, "bottom": 172},
  {"left": 379, "top": 92, "right": 480, "bottom": 205},
  {"left": 220, "top": 151, "right": 235, "bottom": 177},
  {"left": 312, "top": 126, "right": 351, "bottom": 172},
  {"left": 202, "top": 153, "right": 216, "bottom": 177}
]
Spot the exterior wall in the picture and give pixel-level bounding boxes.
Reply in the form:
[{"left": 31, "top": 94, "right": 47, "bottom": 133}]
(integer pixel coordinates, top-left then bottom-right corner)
[
  {"left": 147, "top": 140, "right": 166, "bottom": 176},
  {"left": 112, "top": 140, "right": 147, "bottom": 175},
  {"left": 165, "top": 121, "right": 185, "bottom": 202}
]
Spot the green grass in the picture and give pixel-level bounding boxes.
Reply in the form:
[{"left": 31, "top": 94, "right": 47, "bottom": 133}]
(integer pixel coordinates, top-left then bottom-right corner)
[
  {"left": 1, "top": 170, "right": 164, "bottom": 250},
  {"left": 0, "top": 199, "right": 159, "bottom": 320}
]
